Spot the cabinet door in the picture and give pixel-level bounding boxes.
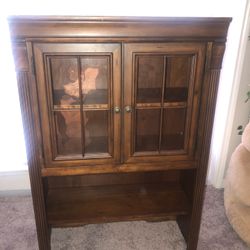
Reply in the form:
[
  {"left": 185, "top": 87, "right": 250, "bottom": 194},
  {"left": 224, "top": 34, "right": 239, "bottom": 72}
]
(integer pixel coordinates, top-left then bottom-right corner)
[
  {"left": 33, "top": 43, "right": 121, "bottom": 167},
  {"left": 123, "top": 43, "right": 205, "bottom": 163}
]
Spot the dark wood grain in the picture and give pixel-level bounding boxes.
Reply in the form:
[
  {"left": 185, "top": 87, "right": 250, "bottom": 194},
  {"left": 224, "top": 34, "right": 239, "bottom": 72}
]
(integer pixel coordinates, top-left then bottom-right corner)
[
  {"left": 123, "top": 43, "right": 206, "bottom": 163},
  {"left": 41, "top": 161, "right": 197, "bottom": 177},
  {"left": 188, "top": 68, "right": 222, "bottom": 250},
  {"left": 9, "top": 17, "right": 231, "bottom": 250},
  {"left": 177, "top": 42, "right": 226, "bottom": 250},
  {"left": 16, "top": 70, "right": 51, "bottom": 249},
  {"left": 11, "top": 43, "right": 29, "bottom": 71},
  {"left": 47, "top": 182, "right": 190, "bottom": 227},
  {"left": 33, "top": 43, "right": 121, "bottom": 167},
  {"left": 47, "top": 170, "right": 181, "bottom": 188},
  {"left": 8, "top": 16, "right": 231, "bottom": 42}
]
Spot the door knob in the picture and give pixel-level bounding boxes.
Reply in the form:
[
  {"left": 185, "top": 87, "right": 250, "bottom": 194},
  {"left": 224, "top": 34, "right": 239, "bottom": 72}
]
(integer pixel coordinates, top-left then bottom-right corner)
[
  {"left": 125, "top": 106, "right": 132, "bottom": 113},
  {"left": 114, "top": 107, "right": 121, "bottom": 113}
]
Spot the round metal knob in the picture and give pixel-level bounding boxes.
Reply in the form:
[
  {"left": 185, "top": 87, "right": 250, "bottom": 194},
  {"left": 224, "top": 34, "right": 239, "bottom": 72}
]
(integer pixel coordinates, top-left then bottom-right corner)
[
  {"left": 125, "top": 106, "right": 132, "bottom": 113},
  {"left": 114, "top": 107, "right": 120, "bottom": 113}
]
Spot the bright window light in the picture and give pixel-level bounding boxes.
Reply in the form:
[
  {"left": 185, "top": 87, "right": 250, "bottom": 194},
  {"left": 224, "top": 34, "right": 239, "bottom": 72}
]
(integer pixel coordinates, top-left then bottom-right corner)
[{"left": 0, "top": 17, "right": 27, "bottom": 171}]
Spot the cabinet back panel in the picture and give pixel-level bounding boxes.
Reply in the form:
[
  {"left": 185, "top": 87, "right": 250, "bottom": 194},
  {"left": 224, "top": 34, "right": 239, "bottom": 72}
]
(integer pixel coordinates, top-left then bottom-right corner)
[{"left": 47, "top": 170, "right": 180, "bottom": 188}]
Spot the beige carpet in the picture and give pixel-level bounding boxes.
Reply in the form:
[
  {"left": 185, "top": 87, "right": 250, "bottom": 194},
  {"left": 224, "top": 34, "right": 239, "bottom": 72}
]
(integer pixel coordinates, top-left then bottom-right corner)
[{"left": 0, "top": 186, "right": 249, "bottom": 250}]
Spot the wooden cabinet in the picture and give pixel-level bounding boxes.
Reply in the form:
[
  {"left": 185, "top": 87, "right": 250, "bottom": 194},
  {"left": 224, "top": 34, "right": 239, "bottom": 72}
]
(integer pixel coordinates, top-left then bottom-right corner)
[
  {"left": 33, "top": 43, "right": 121, "bottom": 166},
  {"left": 8, "top": 16, "right": 231, "bottom": 250},
  {"left": 123, "top": 43, "right": 205, "bottom": 163}
]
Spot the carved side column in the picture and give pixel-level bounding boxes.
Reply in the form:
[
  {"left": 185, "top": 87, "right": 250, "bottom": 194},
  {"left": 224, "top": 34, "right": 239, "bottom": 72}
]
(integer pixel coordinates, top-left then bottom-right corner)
[
  {"left": 189, "top": 42, "right": 226, "bottom": 250},
  {"left": 177, "top": 42, "right": 226, "bottom": 249},
  {"left": 13, "top": 42, "right": 51, "bottom": 250}
]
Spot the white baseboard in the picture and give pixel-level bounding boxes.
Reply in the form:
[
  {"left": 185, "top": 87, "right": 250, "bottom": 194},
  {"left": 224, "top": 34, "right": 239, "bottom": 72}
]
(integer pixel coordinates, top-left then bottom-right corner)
[{"left": 0, "top": 170, "right": 31, "bottom": 191}]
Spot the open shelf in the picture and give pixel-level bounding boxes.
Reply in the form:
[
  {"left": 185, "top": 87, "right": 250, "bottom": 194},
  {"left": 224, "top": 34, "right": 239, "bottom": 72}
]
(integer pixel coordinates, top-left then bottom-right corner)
[{"left": 47, "top": 182, "right": 190, "bottom": 227}]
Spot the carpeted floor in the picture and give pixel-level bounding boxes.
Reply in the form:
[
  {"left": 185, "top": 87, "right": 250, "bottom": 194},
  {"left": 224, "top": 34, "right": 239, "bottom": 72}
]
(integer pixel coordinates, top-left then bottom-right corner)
[{"left": 0, "top": 186, "right": 249, "bottom": 250}]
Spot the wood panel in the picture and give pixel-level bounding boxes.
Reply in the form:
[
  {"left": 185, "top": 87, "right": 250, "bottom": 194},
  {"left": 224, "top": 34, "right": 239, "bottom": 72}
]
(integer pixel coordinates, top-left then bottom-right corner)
[
  {"left": 123, "top": 43, "right": 206, "bottom": 163},
  {"left": 11, "top": 43, "right": 29, "bottom": 71},
  {"left": 9, "top": 17, "right": 231, "bottom": 250},
  {"left": 41, "top": 160, "right": 197, "bottom": 177},
  {"left": 33, "top": 43, "right": 121, "bottom": 167},
  {"left": 47, "top": 170, "right": 181, "bottom": 188},
  {"left": 177, "top": 42, "right": 226, "bottom": 250},
  {"left": 47, "top": 182, "right": 190, "bottom": 227},
  {"left": 8, "top": 16, "right": 231, "bottom": 41},
  {"left": 16, "top": 69, "right": 50, "bottom": 249}
]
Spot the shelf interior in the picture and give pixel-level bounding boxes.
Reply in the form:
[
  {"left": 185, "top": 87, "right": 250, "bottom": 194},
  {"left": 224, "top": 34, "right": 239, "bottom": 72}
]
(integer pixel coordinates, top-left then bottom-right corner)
[{"left": 46, "top": 181, "right": 190, "bottom": 227}]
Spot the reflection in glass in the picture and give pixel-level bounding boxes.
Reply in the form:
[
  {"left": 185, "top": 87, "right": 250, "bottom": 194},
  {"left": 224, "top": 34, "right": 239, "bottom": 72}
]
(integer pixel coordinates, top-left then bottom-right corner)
[
  {"left": 50, "top": 56, "right": 109, "bottom": 107},
  {"left": 161, "top": 108, "right": 186, "bottom": 150},
  {"left": 165, "top": 56, "right": 191, "bottom": 102},
  {"left": 84, "top": 110, "right": 109, "bottom": 154},
  {"left": 50, "top": 57, "right": 79, "bottom": 106},
  {"left": 49, "top": 55, "right": 111, "bottom": 158},
  {"left": 55, "top": 111, "right": 82, "bottom": 155},
  {"left": 137, "top": 56, "right": 164, "bottom": 103},
  {"left": 81, "top": 57, "right": 109, "bottom": 104},
  {"left": 135, "top": 109, "right": 160, "bottom": 152}
]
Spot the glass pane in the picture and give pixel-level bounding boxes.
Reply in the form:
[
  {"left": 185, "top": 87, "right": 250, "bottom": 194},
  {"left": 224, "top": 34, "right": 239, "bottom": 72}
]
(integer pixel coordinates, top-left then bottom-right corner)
[
  {"left": 84, "top": 110, "right": 109, "bottom": 154},
  {"left": 135, "top": 109, "right": 160, "bottom": 152},
  {"left": 81, "top": 57, "right": 109, "bottom": 104},
  {"left": 161, "top": 108, "right": 186, "bottom": 151},
  {"left": 50, "top": 57, "right": 80, "bottom": 106},
  {"left": 165, "top": 56, "right": 192, "bottom": 102},
  {"left": 137, "top": 56, "right": 164, "bottom": 103},
  {"left": 55, "top": 111, "right": 82, "bottom": 156}
]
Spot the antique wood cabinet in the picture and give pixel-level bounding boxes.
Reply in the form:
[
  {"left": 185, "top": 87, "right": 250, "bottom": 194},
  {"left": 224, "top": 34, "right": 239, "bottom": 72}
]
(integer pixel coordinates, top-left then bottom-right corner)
[{"left": 9, "top": 16, "right": 231, "bottom": 250}]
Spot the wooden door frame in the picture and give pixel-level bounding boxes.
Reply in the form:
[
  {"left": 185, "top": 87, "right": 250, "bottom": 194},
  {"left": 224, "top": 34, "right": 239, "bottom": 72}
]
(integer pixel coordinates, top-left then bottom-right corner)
[
  {"left": 123, "top": 42, "right": 206, "bottom": 164},
  {"left": 33, "top": 42, "right": 122, "bottom": 168}
]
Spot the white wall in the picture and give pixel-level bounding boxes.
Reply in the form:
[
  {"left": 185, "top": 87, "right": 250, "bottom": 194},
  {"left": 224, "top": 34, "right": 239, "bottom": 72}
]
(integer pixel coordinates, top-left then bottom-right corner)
[
  {"left": 0, "top": 0, "right": 248, "bottom": 190},
  {"left": 0, "top": 17, "right": 27, "bottom": 172},
  {"left": 208, "top": 1, "right": 250, "bottom": 187},
  {"left": 0, "top": 171, "right": 30, "bottom": 191},
  {"left": 224, "top": 36, "right": 250, "bottom": 181}
]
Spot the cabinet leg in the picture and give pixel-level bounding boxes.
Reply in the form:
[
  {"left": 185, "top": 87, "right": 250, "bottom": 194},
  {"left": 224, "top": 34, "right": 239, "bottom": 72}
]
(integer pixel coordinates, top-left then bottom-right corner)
[
  {"left": 36, "top": 225, "right": 51, "bottom": 250},
  {"left": 29, "top": 171, "right": 51, "bottom": 249},
  {"left": 177, "top": 214, "right": 199, "bottom": 250}
]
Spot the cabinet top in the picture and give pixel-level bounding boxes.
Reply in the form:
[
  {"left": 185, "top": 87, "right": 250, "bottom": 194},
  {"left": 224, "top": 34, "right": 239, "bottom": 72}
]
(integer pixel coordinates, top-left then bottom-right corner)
[{"left": 8, "top": 16, "right": 232, "bottom": 42}]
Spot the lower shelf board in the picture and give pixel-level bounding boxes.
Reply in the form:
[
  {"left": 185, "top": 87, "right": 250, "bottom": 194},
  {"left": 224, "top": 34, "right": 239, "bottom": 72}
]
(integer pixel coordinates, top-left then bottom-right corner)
[{"left": 47, "top": 182, "right": 190, "bottom": 227}]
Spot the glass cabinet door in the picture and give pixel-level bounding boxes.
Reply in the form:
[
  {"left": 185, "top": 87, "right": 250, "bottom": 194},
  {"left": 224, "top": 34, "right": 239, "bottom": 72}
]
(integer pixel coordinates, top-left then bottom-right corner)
[
  {"left": 33, "top": 43, "right": 121, "bottom": 167},
  {"left": 123, "top": 43, "right": 205, "bottom": 163}
]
